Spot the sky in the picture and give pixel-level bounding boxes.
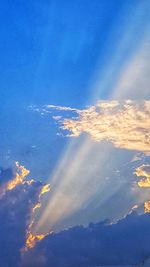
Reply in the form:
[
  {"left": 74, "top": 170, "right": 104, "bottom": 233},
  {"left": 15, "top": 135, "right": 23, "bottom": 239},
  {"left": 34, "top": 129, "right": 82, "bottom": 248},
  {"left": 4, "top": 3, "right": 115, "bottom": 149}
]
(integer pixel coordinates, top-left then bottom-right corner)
[{"left": 0, "top": 0, "right": 150, "bottom": 266}]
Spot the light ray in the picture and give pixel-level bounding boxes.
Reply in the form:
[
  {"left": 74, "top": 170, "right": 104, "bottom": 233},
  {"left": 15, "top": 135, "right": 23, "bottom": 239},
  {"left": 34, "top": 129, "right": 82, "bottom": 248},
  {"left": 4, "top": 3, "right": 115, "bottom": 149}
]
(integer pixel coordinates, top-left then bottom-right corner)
[{"left": 33, "top": 0, "right": 150, "bottom": 234}]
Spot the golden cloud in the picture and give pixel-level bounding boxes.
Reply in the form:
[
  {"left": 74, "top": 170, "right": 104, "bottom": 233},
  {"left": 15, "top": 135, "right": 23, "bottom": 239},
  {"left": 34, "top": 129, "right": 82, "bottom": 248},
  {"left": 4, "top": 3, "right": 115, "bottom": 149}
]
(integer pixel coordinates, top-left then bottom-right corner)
[
  {"left": 56, "top": 100, "right": 150, "bottom": 153},
  {"left": 135, "top": 164, "right": 150, "bottom": 188},
  {"left": 135, "top": 164, "right": 150, "bottom": 213}
]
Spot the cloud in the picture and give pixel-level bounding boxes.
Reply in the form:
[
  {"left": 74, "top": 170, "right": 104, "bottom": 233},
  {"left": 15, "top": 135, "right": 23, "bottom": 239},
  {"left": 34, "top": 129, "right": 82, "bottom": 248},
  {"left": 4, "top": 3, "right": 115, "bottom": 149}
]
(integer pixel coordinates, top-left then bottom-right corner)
[
  {"left": 135, "top": 164, "right": 150, "bottom": 213},
  {"left": 135, "top": 164, "right": 150, "bottom": 188},
  {"left": 0, "top": 173, "right": 40, "bottom": 266},
  {"left": 52, "top": 100, "right": 150, "bottom": 153},
  {"left": 1, "top": 162, "right": 150, "bottom": 267},
  {"left": 22, "top": 212, "right": 150, "bottom": 267},
  {"left": 0, "top": 162, "right": 51, "bottom": 267},
  {"left": 45, "top": 105, "right": 80, "bottom": 112},
  {"left": 31, "top": 101, "right": 150, "bottom": 235}
]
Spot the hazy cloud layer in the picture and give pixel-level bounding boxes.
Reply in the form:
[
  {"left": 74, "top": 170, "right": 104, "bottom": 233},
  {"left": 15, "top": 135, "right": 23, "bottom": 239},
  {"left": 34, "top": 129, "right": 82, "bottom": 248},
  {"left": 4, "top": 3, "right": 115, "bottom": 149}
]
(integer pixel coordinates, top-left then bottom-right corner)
[{"left": 51, "top": 100, "right": 150, "bottom": 153}]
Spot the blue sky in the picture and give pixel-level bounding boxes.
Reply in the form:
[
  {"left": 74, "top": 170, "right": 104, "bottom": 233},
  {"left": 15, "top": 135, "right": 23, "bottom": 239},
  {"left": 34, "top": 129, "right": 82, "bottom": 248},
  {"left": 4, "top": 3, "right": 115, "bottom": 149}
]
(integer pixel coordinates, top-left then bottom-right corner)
[
  {"left": 0, "top": 0, "right": 149, "bottom": 196},
  {"left": 0, "top": 0, "right": 149, "bottom": 172},
  {"left": 1, "top": 0, "right": 148, "bottom": 107},
  {"left": 0, "top": 1, "right": 150, "bottom": 266},
  {"left": 0, "top": 0, "right": 134, "bottom": 175}
]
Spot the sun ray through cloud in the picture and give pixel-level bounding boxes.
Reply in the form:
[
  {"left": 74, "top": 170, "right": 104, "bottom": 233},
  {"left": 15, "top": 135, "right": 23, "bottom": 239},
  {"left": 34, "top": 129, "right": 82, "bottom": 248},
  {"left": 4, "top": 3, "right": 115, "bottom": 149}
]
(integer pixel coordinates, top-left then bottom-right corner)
[{"left": 28, "top": 0, "right": 150, "bottom": 236}]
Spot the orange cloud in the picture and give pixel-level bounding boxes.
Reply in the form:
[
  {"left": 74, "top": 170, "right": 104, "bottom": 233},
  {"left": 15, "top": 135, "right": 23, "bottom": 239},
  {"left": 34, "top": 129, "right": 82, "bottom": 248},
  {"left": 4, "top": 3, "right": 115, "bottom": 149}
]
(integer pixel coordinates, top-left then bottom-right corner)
[
  {"left": 0, "top": 162, "right": 33, "bottom": 198},
  {"left": 135, "top": 164, "right": 150, "bottom": 213},
  {"left": 135, "top": 164, "right": 150, "bottom": 188},
  {"left": 24, "top": 232, "right": 46, "bottom": 251},
  {"left": 7, "top": 161, "right": 30, "bottom": 190},
  {"left": 32, "top": 203, "right": 42, "bottom": 213},
  {"left": 24, "top": 183, "right": 51, "bottom": 251},
  {"left": 39, "top": 184, "right": 50, "bottom": 197},
  {"left": 23, "top": 218, "right": 51, "bottom": 252},
  {"left": 144, "top": 201, "right": 150, "bottom": 213}
]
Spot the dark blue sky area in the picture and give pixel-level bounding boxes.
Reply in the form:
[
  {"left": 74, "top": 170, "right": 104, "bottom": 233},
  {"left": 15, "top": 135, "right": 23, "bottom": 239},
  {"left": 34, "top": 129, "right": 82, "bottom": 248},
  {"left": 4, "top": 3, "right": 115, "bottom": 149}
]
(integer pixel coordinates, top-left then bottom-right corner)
[{"left": 0, "top": 0, "right": 136, "bottom": 107}]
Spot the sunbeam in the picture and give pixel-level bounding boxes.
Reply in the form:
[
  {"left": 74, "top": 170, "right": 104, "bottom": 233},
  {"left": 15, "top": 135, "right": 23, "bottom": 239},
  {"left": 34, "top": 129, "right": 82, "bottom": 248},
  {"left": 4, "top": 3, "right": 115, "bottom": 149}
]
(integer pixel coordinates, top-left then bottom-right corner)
[{"left": 32, "top": 0, "right": 150, "bottom": 235}]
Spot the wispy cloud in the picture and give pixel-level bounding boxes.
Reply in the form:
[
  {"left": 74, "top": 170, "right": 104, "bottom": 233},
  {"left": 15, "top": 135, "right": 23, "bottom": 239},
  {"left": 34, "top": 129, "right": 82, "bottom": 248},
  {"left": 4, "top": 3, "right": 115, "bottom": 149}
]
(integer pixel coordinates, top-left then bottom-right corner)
[{"left": 45, "top": 105, "right": 80, "bottom": 112}]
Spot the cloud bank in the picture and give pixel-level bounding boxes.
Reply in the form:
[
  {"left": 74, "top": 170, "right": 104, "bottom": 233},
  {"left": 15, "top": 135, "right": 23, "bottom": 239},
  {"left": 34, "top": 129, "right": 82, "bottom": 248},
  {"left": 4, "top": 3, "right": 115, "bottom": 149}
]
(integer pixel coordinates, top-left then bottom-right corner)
[
  {"left": 22, "top": 212, "right": 150, "bottom": 267},
  {"left": 1, "top": 162, "right": 150, "bottom": 266}
]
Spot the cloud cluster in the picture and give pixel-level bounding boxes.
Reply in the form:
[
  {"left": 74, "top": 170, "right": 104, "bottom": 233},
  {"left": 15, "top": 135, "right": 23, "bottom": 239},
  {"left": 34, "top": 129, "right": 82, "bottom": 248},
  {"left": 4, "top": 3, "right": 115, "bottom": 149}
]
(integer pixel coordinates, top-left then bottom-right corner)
[
  {"left": 52, "top": 100, "right": 150, "bottom": 153},
  {"left": 0, "top": 168, "right": 41, "bottom": 266},
  {"left": 0, "top": 163, "right": 50, "bottom": 267}
]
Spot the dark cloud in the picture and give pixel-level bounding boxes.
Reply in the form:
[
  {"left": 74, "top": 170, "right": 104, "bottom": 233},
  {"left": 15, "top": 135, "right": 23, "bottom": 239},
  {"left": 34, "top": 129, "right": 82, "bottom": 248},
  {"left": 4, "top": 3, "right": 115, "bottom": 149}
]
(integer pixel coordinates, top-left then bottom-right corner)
[
  {"left": 22, "top": 212, "right": 150, "bottom": 267},
  {"left": 0, "top": 169, "right": 43, "bottom": 267},
  {"left": 1, "top": 165, "right": 150, "bottom": 267}
]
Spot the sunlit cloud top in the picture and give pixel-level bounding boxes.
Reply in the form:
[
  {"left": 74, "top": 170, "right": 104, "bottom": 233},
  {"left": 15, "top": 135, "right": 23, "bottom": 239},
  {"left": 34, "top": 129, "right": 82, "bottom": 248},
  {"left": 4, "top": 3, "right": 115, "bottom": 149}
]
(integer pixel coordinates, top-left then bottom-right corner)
[
  {"left": 50, "top": 100, "right": 150, "bottom": 153},
  {"left": 135, "top": 164, "right": 150, "bottom": 188}
]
